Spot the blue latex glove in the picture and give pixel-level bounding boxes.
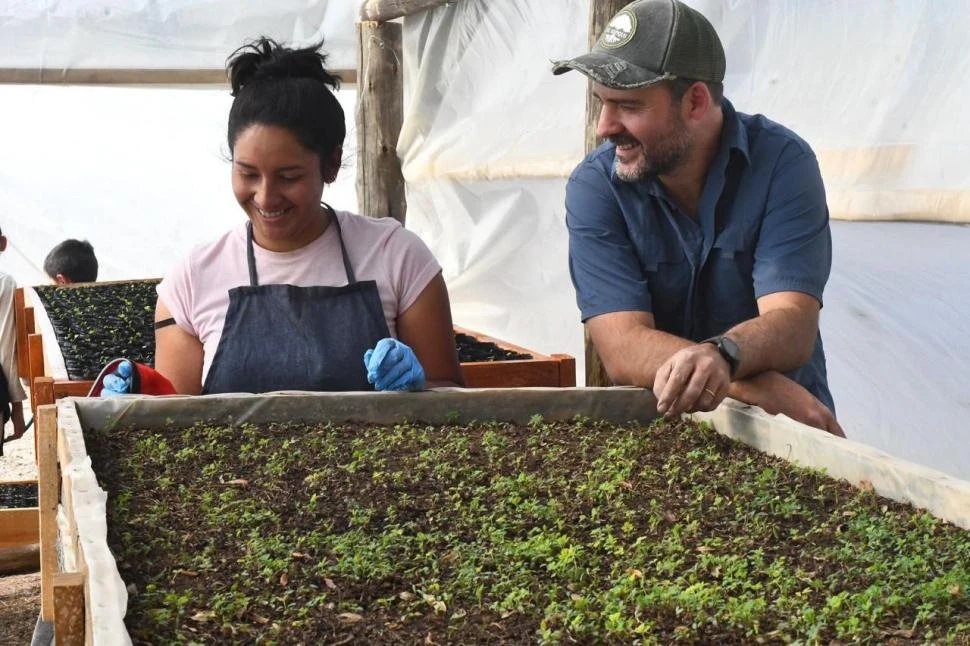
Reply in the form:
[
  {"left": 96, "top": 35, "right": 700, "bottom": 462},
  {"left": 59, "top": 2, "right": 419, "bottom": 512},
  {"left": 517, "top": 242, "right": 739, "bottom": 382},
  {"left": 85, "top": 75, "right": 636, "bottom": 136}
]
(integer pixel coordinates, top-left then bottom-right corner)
[
  {"left": 101, "top": 360, "right": 134, "bottom": 397},
  {"left": 363, "top": 338, "right": 426, "bottom": 391}
]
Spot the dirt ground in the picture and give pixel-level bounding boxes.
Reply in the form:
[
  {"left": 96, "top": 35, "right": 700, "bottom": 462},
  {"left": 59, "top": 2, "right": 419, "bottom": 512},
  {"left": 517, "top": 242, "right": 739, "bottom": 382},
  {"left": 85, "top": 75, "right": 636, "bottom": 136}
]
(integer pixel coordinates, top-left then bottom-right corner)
[{"left": 0, "top": 572, "right": 40, "bottom": 645}]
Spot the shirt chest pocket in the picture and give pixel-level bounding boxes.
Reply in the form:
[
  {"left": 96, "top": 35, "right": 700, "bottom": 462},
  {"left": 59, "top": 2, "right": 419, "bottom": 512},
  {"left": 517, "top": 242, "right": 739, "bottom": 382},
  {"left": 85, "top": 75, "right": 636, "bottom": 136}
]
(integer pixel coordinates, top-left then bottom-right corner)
[
  {"left": 702, "top": 235, "right": 758, "bottom": 328},
  {"left": 640, "top": 240, "right": 692, "bottom": 332}
]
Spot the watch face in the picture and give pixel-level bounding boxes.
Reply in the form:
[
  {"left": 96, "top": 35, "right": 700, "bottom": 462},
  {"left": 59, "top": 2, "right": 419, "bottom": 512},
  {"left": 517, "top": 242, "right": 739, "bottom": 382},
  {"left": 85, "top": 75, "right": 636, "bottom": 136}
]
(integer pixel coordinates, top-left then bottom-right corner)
[{"left": 720, "top": 336, "right": 740, "bottom": 361}]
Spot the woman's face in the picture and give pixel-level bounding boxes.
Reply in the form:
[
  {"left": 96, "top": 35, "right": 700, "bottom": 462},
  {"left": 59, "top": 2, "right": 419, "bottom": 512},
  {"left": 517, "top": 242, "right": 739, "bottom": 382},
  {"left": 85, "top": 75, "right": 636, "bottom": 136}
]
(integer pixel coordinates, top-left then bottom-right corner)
[{"left": 231, "top": 124, "right": 332, "bottom": 252}]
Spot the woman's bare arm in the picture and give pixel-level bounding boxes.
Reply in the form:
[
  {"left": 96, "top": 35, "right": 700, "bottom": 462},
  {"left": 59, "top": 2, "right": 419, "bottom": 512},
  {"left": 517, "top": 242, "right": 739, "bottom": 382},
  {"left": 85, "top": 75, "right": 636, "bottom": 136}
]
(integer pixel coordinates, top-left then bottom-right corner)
[
  {"left": 154, "top": 297, "right": 204, "bottom": 395},
  {"left": 395, "top": 272, "right": 464, "bottom": 387}
]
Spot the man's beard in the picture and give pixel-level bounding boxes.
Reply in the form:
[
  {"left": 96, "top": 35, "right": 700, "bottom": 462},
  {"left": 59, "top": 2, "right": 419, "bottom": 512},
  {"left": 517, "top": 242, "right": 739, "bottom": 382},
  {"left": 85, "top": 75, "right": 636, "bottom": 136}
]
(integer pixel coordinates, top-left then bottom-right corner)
[{"left": 611, "top": 115, "right": 693, "bottom": 182}]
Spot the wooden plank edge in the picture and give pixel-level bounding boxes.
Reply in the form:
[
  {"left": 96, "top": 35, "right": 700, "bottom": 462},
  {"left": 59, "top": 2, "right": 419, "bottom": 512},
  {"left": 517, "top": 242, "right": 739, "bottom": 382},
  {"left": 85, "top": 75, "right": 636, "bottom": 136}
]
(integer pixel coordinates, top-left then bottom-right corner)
[
  {"left": 37, "top": 404, "right": 59, "bottom": 621},
  {"left": 15, "top": 287, "right": 28, "bottom": 376},
  {"left": 0, "top": 508, "right": 40, "bottom": 548}
]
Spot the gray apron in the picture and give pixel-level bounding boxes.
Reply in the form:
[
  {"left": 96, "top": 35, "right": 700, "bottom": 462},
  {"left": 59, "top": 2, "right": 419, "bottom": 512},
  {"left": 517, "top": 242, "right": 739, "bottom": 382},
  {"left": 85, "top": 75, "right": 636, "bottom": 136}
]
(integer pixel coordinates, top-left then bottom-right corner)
[{"left": 202, "top": 209, "right": 390, "bottom": 394}]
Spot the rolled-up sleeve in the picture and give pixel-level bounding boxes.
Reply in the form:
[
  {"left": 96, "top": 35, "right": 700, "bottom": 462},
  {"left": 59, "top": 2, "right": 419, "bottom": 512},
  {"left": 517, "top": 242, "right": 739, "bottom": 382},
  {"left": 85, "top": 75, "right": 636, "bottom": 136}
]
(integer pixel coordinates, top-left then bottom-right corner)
[
  {"left": 753, "top": 145, "right": 832, "bottom": 304},
  {"left": 566, "top": 161, "right": 651, "bottom": 321}
]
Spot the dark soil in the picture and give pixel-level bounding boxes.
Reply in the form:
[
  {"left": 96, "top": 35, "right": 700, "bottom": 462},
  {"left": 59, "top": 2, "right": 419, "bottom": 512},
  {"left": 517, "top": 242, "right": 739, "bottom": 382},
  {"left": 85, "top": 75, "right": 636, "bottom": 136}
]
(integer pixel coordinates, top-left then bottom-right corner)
[
  {"left": 455, "top": 333, "right": 532, "bottom": 362},
  {"left": 86, "top": 417, "right": 970, "bottom": 644},
  {"left": 33, "top": 280, "right": 159, "bottom": 380},
  {"left": 0, "top": 573, "right": 40, "bottom": 646},
  {"left": 0, "top": 483, "right": 38, "bottom": 509}
]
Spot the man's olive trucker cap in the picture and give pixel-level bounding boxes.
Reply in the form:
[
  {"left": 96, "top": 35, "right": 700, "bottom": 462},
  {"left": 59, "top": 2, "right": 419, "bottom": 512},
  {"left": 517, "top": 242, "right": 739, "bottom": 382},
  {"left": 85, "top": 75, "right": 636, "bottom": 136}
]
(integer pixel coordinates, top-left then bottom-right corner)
[{"left": 552, "top": 0, "right": 725, "bottom": 89}]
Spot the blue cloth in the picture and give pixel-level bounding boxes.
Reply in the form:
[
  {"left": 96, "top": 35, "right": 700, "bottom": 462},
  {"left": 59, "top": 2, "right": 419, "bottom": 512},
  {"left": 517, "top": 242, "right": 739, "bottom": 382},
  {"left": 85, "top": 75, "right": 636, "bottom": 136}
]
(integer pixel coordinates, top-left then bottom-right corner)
[{"left": 566, "top": 99, "right": 834, "bottom": 412}]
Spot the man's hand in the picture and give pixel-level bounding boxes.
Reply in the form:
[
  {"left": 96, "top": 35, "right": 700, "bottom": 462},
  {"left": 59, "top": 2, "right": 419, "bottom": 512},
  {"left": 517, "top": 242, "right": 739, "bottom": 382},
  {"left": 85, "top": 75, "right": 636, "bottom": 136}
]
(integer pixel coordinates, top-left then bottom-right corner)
[
  {"left": 735, "top": 371, "right": 845, "bottom": 437},
  {"left": 654, "top": 343, "right": 731, "bottom": 417},
  {"left": 364, "top": 338, "right": 426, "bottom": 392}
]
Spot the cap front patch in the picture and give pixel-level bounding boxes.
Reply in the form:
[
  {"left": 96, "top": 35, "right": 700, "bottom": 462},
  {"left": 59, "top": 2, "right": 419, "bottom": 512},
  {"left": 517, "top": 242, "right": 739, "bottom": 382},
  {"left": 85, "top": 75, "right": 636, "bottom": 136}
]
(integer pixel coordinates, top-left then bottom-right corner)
[{"left": 600, "top": 10, "right": 637, "bottom": 49}]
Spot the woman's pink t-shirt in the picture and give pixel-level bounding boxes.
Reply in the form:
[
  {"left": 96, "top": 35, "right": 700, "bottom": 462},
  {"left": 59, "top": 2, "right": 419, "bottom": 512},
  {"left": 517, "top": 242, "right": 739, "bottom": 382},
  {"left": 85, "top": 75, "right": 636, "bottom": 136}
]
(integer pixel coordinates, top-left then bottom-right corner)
[{"left": 158, "top": 210, "right": 441, "bottom": 384}]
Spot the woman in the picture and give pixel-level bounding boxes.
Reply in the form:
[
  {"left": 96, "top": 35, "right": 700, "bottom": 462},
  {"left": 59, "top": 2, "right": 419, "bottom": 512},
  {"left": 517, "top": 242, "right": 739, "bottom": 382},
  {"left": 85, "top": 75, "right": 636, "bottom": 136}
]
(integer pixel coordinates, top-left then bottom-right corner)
[{"left": 105, "top": 38, "right": 463, "bottom": 395}]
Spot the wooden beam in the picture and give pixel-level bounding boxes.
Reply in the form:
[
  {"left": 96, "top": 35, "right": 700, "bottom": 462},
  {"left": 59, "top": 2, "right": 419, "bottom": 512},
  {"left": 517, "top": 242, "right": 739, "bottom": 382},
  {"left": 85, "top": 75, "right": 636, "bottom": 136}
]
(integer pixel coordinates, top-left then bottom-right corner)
[
  {"left": 28, "top": 333, "right": 45, "bottom": 418},
  {"left": 53, "top": 572, "right": 86, "bottom": 646},
  {"left": 34, "top": 376, "right": 55, "bottom": 410},
  {"left": 37, "top": 404, "right": 58, "bottom": 622},
  {"left": 553, "top": 354, "right": 577, "bottom": 388},
  {"left": 0, "top": 508, "right": 39, "bottom": 549},
  {"left": 0, "top": 67, "right": 357, "bottom": 86},
  {"left": 54, "top": 381, "right": 96, "bottom": 399},
  {"left": 356, "top": 21, "right": 407, "bottom": 224},
  {"left": 28, "top": 333, "right": 44, "bottom": 413},
  {"left": 583, "top": 0, "right": 628, "bottom": 388},
  {"left": 0, "top": 543, "right": 40, "bottom": 575},
  {"left": 14, "top": 288, "right": 28, "bottom": 377},
  {"left": 359, "top": 0, "right": 457, "bottom": 22}
]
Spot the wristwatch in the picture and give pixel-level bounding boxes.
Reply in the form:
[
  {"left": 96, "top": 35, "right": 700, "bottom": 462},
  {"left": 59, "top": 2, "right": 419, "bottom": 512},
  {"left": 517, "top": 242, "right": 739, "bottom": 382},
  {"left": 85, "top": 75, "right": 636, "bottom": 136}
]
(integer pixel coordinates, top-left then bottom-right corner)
[{"left": 701, "top": 336, "right": 741, "bottom": 378}]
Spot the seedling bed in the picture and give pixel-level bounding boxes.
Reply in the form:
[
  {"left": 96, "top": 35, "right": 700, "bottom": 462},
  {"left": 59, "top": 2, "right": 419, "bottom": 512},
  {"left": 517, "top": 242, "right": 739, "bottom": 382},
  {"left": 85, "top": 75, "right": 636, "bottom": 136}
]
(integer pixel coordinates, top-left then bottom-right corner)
[
  {"left": 31, "top": 280, "right": 159, "bottom": 381},
  {"left": 0, "top": 482, "right": 38, "bottom": 509},
  {"left": 455, "top": 332, "right": 531, "bottom": 362},
  {"left": 85, "top": 416, "right": 970, "bottom": 644}
]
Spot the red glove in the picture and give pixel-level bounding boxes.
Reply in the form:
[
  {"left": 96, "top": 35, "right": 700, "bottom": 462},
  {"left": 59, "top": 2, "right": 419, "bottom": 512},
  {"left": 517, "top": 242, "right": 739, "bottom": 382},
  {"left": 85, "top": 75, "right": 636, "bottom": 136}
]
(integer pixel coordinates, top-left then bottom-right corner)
[{"left": 88, "top": 358, "right": 177, "bottom": 397}]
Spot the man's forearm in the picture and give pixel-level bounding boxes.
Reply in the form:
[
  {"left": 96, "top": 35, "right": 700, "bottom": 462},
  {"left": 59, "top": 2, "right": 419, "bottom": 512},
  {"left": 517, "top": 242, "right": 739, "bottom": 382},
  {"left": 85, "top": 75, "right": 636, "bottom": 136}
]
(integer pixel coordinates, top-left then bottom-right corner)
[
  {"left": 724, "top": 306, "right": 817, "bottom": 379},
  {"left": 588, "top": 314, "right": 694, "bottom": 386}
]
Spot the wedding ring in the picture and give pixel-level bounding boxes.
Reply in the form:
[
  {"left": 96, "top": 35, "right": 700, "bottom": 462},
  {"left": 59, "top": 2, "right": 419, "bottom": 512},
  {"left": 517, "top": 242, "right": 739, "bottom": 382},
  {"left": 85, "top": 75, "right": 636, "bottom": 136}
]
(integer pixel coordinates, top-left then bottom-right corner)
[{"left": 703, "top": 388, "right": 716, "bottom": 398}]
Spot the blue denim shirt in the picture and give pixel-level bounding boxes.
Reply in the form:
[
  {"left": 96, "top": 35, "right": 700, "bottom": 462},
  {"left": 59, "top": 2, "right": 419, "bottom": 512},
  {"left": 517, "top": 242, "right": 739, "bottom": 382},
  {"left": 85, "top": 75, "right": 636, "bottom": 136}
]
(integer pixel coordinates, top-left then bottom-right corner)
[{"left": 566, "top": 99, "right": 834, "bottom": 412}]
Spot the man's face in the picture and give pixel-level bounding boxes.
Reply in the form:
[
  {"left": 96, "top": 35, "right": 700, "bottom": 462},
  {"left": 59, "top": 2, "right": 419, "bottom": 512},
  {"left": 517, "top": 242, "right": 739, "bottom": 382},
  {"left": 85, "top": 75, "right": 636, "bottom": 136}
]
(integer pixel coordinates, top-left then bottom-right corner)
[{"left": 593, "top": 82, "right": 694, "bottom": 181}]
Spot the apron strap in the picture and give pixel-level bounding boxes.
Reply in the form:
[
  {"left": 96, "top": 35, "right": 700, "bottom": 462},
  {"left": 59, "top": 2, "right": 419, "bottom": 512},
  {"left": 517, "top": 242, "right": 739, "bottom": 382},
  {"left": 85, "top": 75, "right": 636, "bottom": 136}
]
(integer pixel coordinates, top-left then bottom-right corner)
[
  {"left": 244, "top": 205, "right": 357, "bottom": 287},
  {"left": 325, "top": 204, "right": 358, "bottom": 285},
  {"left": 245, "top": 221, "right": 259, "bottom": 287}
]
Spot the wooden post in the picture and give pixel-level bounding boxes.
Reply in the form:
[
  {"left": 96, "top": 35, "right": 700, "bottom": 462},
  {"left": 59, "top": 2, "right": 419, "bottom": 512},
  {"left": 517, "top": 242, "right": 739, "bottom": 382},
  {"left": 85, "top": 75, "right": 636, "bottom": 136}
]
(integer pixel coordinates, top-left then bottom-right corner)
[
  {"left": 553, "top": 354, "right": 577, "bottom": 388},
  {"left": 582, "top": 0, "right": 628, "bottom": 387},
  {"left": 53, "top": 572, "right": 85, "bottom": 646},
  {"left": 359, "top": 0, "right": 458, "bottom": 22},
  {"left": 37, "top": 404, "right": 58, "bottom": 622},
  {"left": 15, "top": 288, "right": 28, "bottom": 377},
  {"left": 356, "top": 21, "right": 407, "bottom": 224},
  {"left": 28, "top": 333, "right": 45, "bottom": 417},
  {"left": 35, "top": 376, "right": 55, "bottom": 410}
]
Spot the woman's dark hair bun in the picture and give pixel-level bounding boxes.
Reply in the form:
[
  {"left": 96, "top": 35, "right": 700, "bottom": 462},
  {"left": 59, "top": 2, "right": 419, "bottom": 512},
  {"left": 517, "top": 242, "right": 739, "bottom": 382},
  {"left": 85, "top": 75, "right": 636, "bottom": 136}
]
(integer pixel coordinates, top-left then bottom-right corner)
[{"left": 227, "top": 37, "right": 340, "bottom": 97}]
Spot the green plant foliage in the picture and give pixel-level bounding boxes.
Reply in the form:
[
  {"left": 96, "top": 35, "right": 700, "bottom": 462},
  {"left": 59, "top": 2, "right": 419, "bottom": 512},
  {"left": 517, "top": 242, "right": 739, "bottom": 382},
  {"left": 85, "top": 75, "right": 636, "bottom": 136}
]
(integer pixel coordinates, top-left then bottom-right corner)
[{"left": 87, "top": 418, "right": 970, "bottom": 644}]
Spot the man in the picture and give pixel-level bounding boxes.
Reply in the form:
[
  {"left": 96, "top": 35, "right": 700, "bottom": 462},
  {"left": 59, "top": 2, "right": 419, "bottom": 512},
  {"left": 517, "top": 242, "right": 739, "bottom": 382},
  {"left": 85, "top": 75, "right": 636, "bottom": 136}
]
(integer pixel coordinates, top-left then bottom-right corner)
[
  {"left": 43, "top": 238, "right": 99, "bottom": 284},
  {"left": 553, "top": 0, "right": 843, "bottom": 436},
  {"left": 0, "top": 225, "right": 28, "bottom": 449}
]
